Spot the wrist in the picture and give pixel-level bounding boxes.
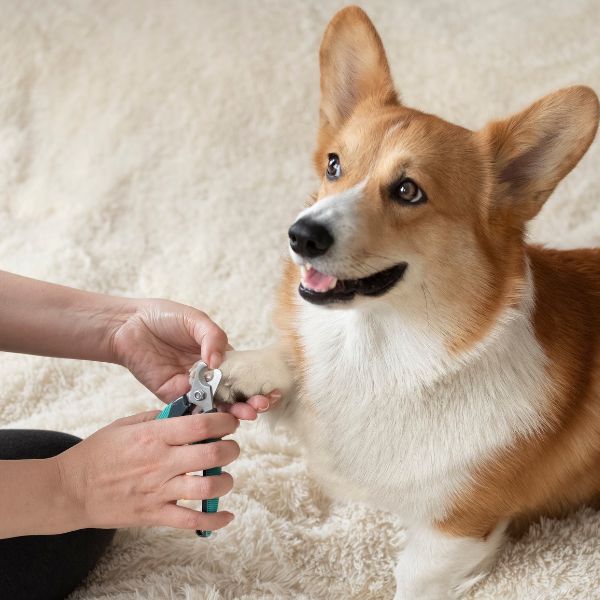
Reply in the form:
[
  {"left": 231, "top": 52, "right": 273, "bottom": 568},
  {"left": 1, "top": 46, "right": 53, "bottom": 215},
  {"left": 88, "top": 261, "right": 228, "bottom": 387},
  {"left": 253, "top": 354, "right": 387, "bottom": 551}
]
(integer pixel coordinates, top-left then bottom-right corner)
[
  {"left": 94, "top": 296, "right": 139, "bottom": 365},
  {"left": 0, "top": 457, "right": 87, "bottom": 538},
  {"left": 47, "top": 455, "right": 89, "bottom": 533},
  {"left": 51, "top": 453, "right": 91, "bottom": 532},
  {"left": 0, "top": 270, "right": 138, "bottom": 362}
]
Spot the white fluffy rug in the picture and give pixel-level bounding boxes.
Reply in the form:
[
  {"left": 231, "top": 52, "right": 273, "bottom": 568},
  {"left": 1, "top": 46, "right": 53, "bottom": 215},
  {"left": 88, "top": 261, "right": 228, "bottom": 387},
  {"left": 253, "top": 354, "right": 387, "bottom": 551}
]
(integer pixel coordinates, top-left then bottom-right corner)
[{"left": 1, "top": 1, "right": 600, "bottom": 598}]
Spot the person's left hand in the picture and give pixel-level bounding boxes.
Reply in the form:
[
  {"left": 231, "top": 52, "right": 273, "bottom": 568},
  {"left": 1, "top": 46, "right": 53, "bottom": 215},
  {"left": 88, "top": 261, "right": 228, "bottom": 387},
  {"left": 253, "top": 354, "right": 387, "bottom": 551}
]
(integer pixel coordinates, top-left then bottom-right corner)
[{"left": 109, "top": 299, "right": 277, "bottom": 420}]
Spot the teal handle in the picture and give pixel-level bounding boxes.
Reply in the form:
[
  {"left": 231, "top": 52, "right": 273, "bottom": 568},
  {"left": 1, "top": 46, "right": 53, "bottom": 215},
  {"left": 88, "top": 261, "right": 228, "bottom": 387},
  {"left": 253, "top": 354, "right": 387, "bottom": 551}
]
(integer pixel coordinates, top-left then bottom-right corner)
[
  {"left": 197, "top": 438, "right": 221, "bottom": 537},
  {"left": 156, "top": 395, "right": 189, "bottom": 420},
  {"left": 155, "top": 399, "right": 222, "bottom": 537},
  {"left": 156, "top": 404, "right": 172, "bottom": 419}
]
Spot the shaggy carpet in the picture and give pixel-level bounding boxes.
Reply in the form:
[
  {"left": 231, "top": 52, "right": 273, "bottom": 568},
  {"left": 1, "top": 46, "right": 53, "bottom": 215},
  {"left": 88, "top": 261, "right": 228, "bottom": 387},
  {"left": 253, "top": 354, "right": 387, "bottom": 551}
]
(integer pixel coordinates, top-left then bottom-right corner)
[{"left": 1, "top": 1, "right": 599, "bottom": 598}]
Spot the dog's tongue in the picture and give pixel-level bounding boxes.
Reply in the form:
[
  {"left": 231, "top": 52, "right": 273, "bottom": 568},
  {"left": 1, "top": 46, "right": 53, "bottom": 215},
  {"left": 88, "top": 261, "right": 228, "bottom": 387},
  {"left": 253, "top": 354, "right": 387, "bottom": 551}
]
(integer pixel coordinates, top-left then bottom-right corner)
[{"left": 302, "top": 266, "right": 337, "bottom": 292}]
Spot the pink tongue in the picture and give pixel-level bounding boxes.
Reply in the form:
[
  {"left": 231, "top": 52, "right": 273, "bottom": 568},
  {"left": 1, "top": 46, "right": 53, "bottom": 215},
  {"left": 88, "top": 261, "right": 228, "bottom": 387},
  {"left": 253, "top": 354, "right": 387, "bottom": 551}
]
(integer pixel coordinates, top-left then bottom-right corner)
[{"left": 303, "top": 267, "right": 337, "bottom": 292}]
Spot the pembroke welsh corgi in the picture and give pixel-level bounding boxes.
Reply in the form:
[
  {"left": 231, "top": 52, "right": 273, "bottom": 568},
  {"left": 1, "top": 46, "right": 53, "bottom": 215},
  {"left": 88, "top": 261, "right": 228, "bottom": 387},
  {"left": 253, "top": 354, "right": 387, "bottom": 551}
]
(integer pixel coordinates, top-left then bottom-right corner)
[{"left": 213, "top": 6, "right": 600, "bottom": 599}]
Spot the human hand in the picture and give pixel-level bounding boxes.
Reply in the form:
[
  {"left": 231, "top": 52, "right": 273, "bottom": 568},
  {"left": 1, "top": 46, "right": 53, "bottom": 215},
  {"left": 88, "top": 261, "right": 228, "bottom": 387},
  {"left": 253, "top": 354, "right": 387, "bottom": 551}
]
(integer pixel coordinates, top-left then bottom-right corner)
[
  {"left": 55, "top": 410, "right": 240, "bottom": 531},
  {"left": 109, "top": 298, "right": 277, "bottom": 418}
]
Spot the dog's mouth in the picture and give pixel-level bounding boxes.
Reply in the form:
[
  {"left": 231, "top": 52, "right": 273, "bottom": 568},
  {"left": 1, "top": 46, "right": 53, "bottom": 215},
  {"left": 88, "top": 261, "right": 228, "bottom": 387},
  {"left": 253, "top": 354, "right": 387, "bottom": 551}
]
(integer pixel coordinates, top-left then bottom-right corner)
[{"left": 299, "top": 262, "right": 408, "bottom": 305}]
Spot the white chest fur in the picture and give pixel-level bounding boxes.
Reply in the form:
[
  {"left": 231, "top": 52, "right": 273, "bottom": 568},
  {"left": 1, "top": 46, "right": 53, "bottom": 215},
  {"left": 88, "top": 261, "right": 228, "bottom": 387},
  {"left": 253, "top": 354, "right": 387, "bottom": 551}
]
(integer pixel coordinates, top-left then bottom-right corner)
[{"left": 293, "top": 289, "right": 550, "bottom": 524}]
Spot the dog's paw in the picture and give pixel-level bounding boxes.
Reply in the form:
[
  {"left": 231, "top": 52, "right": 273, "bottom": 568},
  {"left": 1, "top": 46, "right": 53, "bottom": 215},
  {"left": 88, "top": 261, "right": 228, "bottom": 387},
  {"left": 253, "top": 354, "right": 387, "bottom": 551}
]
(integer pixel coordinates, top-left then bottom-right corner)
[{"left": 200, "top": 349, "right": 291, "bottom": 404}]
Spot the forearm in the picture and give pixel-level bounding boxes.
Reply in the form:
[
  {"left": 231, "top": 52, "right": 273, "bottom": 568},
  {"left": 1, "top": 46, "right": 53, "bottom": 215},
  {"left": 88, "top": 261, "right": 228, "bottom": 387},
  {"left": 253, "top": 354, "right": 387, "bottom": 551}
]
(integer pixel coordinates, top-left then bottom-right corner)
[
  {"left": 0, "top": 457, "right": 84, "bottom": 538},
  {"left": 0, "top": 270, "right": 136, "bottom": 362}
]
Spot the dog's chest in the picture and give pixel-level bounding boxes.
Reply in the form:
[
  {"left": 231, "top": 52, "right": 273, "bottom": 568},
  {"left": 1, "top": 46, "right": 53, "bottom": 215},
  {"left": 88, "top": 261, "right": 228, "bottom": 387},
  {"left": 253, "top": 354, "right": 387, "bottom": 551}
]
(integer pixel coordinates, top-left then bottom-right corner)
[{"left": 294, "top": 302, "right": 548, "bottom": 522}]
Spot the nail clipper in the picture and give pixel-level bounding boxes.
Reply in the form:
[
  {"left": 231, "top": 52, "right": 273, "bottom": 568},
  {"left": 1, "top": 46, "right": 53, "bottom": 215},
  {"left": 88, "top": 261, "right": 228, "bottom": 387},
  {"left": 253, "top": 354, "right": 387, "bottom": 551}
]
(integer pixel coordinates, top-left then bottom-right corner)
[{"left": 155, "top": 361, "right": 223, "bottom": 537}]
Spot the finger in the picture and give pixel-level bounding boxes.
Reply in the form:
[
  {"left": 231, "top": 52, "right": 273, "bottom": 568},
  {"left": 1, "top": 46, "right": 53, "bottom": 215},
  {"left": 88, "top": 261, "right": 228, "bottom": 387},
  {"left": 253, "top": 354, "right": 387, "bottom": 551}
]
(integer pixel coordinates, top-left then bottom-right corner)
[
  {"left": 189, "top": 312, "right": 228, "bottom": 369},
  {"left": 156, "top": 412, "right": 239, "bottom": 446},
  {"left": 113, "top": 410, "right": 161, "bottom": 427},
  {"left": 247, "top": 395, "right": 269, "bottom": 413},
  {"left": 155, "top": 373, "right": 190, "bottom": 403},
  {"left": 159, "top": 504, "right": 235, "bottom": 531},
  {"left": 165, "top": 472, "right": 233, "bottom": 502},
  {"left": 219, "top": 390, "right": 281, "bottom": 420},
  {"left": 220, "top": 401, "right": 258, "bottom": 421},
  {"left": 173, "top": 439, "right": 240, "bottom": 474},
  {"left": 248, "top": 390, "right": 282, "bottom": 413}
]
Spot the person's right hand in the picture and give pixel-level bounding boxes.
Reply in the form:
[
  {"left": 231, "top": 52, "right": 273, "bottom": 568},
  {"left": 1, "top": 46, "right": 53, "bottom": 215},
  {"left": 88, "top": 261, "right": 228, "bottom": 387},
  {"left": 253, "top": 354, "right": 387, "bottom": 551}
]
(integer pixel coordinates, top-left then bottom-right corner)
[{"left": 55, "top": 410, "right": 240, "bottom": 531}]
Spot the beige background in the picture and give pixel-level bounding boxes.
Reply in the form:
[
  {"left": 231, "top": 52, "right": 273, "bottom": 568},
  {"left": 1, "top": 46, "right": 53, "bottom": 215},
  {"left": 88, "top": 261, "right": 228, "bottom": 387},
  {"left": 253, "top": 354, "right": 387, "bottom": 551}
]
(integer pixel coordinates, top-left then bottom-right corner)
[{"left": 1, "top": 1, "right": 599, "bottom": 598}]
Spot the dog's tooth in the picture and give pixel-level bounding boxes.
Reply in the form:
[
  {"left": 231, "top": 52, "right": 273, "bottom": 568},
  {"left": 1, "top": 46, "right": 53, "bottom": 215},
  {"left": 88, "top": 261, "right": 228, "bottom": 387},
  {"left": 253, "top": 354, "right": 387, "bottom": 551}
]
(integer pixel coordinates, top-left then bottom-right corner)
[
  {"left": 328, "top": 277, "right": 338, "bottom": 291},
  {"left": 305, "top": 262, "right": 313, "bottom": 271}
]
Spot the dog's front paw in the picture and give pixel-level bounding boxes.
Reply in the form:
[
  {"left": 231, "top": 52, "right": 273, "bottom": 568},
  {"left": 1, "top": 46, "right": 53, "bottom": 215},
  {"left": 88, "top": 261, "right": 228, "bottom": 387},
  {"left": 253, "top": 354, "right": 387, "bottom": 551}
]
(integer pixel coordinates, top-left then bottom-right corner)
[{"left": 204, "top": 348, "right": 291, "bottom": 404}]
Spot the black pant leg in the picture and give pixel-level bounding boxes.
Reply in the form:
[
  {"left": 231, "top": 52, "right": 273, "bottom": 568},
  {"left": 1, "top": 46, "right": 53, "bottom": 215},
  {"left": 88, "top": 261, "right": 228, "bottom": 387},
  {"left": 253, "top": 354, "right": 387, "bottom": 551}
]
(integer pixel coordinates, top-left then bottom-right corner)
[{"left": 0, "top": 430, "right": 116, "bottom": 600}]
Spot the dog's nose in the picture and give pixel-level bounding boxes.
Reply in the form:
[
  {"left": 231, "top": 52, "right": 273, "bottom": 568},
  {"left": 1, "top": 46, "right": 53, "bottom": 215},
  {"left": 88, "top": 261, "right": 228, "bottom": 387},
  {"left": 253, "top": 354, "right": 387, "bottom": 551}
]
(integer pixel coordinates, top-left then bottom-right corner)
[{"left": 288, "top": 218, "right": 334, "bottom": 258}]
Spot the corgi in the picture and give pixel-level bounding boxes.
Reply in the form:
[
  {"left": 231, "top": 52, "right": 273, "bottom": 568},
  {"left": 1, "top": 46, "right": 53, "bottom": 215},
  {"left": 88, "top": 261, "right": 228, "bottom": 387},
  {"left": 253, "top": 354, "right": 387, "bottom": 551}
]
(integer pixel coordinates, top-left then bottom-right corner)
[{"left": 212, "top": 6, "right": 600, "bottom": 599}]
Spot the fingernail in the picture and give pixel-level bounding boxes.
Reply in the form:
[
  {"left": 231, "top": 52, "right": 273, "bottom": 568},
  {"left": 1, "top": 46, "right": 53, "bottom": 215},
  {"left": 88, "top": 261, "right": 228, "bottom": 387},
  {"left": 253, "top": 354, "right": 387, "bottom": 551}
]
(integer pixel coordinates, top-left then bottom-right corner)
[
  {"left": 269, "top": 391, "right": 282, "bottom": 404},
  {"left": 257, "top": 401, "right": 270, "bottom": 413},
  {"left": 226, "top": 512, "right": 235, "bottom": 523},
  {"left": 209, "top": 352, "right": 222, "bottom": 369}
]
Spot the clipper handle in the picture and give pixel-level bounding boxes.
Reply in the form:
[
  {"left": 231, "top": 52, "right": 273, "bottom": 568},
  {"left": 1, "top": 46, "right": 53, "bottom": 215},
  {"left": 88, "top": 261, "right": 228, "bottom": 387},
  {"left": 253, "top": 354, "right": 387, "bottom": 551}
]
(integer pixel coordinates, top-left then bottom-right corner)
[
  {"left": 156, "top": 396, "right": 189, "bottom": 419},
  {"left": 197, "top": 459, "right": 221, "bottom": 536},
  {"left": 196, "top": 409, "right": 221, "bottom": 537},
  {"left": 155, "top": 401, "right": 221, "bottom": 538}
]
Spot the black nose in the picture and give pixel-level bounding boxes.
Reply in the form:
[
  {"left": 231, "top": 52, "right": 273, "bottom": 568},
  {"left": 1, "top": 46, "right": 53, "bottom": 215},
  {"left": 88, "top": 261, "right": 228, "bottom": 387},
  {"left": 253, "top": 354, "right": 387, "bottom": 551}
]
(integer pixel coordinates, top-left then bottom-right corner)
[{"left": 288, "top": 218, "right": 334, "bottom": 258}]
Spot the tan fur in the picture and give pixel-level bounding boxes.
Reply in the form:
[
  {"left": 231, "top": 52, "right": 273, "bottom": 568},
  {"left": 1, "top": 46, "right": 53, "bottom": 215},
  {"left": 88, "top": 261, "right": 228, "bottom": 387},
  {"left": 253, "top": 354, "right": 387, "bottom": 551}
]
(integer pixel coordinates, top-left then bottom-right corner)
[{"left": 275, "top": 259, "right": 304, "bottom": 366}]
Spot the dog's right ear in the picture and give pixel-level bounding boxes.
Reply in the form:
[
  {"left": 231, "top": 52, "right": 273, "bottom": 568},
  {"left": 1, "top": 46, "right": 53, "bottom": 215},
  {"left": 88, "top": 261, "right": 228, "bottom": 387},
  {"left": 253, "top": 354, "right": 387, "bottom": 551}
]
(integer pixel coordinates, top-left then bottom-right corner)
[
  {"left": 318, "top": 6, "right": 397, "bottom": 137},
  {"left": 482, "top": 86, "right": 599, "bottom": 227}
]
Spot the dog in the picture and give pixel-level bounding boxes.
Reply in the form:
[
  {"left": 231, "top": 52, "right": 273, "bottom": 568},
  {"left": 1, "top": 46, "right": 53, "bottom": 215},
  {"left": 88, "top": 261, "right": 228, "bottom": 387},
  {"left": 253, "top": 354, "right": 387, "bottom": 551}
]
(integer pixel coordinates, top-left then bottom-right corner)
[{"left": 210, "top": 6, "right": 600, "bottom": 599}]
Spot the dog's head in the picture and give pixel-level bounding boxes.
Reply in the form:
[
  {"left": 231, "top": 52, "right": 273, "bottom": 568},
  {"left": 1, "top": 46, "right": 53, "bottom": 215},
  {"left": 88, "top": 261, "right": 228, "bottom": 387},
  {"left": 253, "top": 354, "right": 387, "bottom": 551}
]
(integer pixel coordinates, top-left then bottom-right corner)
[{"left": 288, "top": 6, "right": 598, "bottom": 344}]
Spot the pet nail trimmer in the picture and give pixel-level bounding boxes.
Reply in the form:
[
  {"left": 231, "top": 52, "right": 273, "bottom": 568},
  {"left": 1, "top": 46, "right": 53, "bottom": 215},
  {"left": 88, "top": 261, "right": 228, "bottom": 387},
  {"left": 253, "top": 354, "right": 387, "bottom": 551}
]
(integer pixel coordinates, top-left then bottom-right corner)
[{"left": 156, "top": 361, "right": 223, "bottom": 537}]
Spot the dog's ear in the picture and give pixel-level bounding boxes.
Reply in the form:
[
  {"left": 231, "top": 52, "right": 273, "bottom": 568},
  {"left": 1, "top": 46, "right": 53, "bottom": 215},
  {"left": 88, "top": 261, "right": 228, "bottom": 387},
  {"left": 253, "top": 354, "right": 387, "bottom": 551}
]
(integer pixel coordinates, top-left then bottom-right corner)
[
  {"left": 318, "top": 6, "right": 397, "bottom": 135},
  {"left": 482, "top": 86, "right": 599, "bottom": 225}
]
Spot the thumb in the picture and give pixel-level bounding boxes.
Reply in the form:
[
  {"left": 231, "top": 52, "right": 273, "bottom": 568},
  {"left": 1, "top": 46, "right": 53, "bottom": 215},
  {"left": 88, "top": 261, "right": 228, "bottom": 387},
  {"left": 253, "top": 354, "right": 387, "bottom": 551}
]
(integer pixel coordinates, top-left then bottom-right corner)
[{"left": 189, "top": 310, "right": 229, "bottom": 369}]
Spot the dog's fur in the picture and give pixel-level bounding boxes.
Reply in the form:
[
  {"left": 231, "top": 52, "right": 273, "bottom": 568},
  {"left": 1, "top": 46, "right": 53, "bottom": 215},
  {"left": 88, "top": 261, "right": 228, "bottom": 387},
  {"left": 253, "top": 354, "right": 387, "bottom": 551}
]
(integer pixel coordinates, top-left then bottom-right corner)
[{"left": 211, "top": 6, "right": 600, "bottom": 599}]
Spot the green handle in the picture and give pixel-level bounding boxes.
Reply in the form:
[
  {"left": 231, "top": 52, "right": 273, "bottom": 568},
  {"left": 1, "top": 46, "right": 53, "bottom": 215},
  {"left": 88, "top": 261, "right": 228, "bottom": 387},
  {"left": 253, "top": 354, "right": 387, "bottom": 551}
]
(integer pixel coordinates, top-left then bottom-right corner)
[
  {"left": 197, "top": 438, "right": 221, "bottom": 537},
  {"left": 156, "top": 396, "right": 189, "bottom": 420},
  {"left": 155, "top": 400, "right": 222, "bottom": 538},
  {"left": 156, "top": 404, "right": 172, "bottom": 419}
]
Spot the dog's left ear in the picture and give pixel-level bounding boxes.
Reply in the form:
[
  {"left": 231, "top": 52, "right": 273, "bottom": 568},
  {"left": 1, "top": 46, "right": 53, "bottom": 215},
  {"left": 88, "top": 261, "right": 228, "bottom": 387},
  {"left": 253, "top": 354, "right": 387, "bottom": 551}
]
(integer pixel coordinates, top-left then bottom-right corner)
[
  {"left": 318, "top": 6, "right": 397, "bottom": 136},
  {"left": 483, "top": 86, "right": 599, "bottom": 225}
]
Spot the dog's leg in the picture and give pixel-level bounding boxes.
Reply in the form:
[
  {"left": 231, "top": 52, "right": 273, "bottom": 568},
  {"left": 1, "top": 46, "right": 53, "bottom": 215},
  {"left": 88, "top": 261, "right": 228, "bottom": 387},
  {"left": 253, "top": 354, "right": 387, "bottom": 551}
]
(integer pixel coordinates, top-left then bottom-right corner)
[
  {"left": 209, "top": 345, "right": 295, "bottom": 406},
  {"left": 393, "top": 522, "right": 506, "bottom": 600}
]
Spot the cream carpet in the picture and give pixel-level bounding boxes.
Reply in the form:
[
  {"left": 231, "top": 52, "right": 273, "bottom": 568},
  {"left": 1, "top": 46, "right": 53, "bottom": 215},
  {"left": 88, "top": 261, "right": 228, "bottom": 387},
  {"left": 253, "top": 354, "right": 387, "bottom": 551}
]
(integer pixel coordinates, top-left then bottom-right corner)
[{"left": 1, "top": 1, "right": 599, "bottom": 598}]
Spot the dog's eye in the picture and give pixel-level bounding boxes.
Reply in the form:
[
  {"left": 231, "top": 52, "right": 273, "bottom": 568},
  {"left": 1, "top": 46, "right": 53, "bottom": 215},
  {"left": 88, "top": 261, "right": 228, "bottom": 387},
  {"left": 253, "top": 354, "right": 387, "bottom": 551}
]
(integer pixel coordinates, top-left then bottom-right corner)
[
  {"left": 326, "top": 153, "right": 341, "bottom": 181},
  {"left": 390, "top": 178, "right": 427, "bottom": 205}
]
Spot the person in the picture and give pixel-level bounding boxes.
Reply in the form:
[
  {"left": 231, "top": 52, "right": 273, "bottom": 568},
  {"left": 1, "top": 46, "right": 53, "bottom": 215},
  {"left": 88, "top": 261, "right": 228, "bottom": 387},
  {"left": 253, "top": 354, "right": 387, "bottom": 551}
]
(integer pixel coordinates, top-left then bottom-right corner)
[{"left": 0, "top": 270, "right": 278, "bottom": 600}]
